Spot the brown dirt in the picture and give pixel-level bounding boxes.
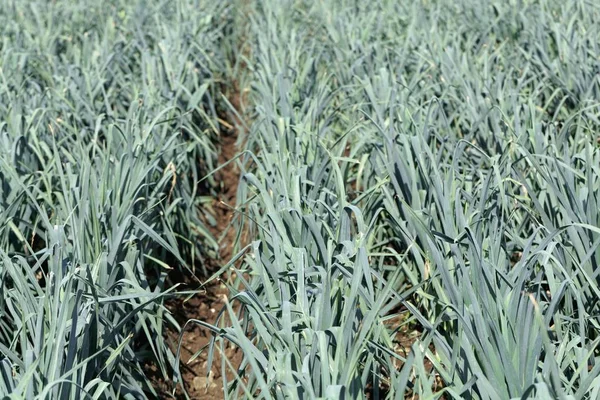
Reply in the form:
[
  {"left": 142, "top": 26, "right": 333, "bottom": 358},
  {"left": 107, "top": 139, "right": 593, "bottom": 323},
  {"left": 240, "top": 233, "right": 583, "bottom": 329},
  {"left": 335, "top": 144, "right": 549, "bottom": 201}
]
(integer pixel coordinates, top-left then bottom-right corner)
[{"left": 148, "top": 85, "right": 247, "bottom": 399}]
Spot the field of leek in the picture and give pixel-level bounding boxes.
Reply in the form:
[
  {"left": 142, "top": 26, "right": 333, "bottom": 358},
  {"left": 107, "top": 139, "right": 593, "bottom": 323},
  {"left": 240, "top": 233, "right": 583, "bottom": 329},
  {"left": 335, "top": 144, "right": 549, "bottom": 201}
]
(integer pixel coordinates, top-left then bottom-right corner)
[{"left": 1, "top": 0, "right": 600, "bottom": 399}]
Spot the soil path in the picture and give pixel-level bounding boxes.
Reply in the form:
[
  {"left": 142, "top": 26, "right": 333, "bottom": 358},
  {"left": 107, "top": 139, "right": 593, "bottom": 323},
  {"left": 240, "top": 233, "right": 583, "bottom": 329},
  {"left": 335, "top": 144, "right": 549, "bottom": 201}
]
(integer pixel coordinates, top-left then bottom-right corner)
[{"left": 150, "top": 85, "right": 245, "bottom": 399}]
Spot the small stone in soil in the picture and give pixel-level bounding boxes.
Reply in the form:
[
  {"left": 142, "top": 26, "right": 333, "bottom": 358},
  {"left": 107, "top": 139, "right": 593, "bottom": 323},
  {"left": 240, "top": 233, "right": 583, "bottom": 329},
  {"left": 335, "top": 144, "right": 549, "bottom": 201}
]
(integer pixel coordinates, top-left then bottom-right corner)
[{"left": 193, "top": 376, "right": 216, "bottom": 391}]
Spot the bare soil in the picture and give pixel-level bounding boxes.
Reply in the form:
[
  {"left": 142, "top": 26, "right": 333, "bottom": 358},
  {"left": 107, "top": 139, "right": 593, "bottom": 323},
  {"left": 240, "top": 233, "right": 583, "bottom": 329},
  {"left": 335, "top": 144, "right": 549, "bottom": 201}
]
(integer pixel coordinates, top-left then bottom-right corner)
[{"left": 148, "top": 87, "right": 246, "bottom": 399}]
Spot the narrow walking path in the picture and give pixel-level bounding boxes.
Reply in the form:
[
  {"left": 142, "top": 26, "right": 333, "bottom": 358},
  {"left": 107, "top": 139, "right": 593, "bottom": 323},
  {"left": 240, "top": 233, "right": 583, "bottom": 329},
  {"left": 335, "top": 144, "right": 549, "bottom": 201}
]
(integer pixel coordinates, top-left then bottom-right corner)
[{"left": 150, "top": 83, "right": 246, "bottom": 399}]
